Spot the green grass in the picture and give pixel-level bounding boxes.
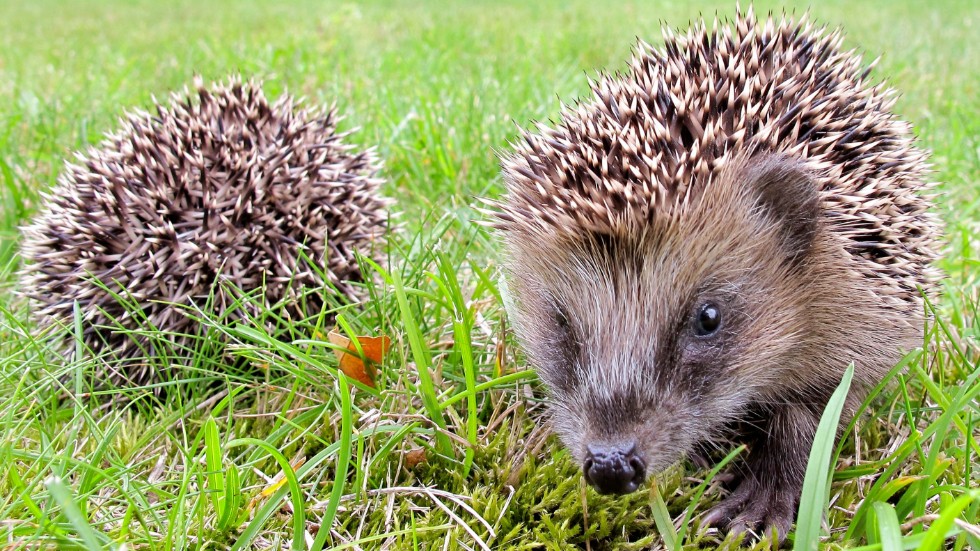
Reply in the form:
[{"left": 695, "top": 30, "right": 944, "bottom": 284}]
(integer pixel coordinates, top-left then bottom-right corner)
[{"left": 1, "top": 0, "right": 978, "bottom": 549}]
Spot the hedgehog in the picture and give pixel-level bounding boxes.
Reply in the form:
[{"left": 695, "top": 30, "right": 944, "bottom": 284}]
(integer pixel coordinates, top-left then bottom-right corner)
[
  {"left": 19, "top": 77, "right": 389, "bottom": 386},
  {"left": 489, "top": 8, "right": 941, "bottom": 541}
]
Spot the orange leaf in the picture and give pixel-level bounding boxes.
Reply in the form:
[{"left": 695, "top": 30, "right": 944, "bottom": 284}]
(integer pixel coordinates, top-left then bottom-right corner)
[{"left": 328, "top": 329, "right": 391, "bottom": 387}]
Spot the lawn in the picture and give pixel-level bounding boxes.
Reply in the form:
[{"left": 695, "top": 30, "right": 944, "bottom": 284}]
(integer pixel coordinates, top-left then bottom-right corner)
[{"left": 0, "top": 0, "right": 978, "bottom": 549}]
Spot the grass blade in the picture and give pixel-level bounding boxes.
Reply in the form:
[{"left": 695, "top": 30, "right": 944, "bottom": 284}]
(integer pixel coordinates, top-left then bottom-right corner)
[
  {"left": 203, "top": 417, "right": 226, "bottom": 522},
  {"left": 650, "top": 484, "right": 678, "bottom": 550},
  {"left": 227, "top": 438, "right": 305, "bottom": 551},
  {"left": 434, "top": 251, "right": 478, "bottom": 475},
  {"left": 391, "top": 269, "right": 452, "bottom": 455},
  {"left": 45, "top": 475, "right": 111, "bottom": 549},
  {"left": 916, "top": 490, "right": 979, "bottom": 551},
  {"left": 793, "top": 364, "right": 855, "bottom": 551},
  {"left": 872, "top": 501, "right": 904, "bottom": 551},
  {"left": 217, "top": 463, "right": 242, "bottom": 532},
  {"left": 311, "top": 375, "right": 354, "bottom": 550}
]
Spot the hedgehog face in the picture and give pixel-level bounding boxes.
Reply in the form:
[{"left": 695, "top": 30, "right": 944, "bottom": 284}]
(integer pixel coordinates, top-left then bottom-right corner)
[{"left": 502, "top": 155, "right": 822, "bottom": 493}]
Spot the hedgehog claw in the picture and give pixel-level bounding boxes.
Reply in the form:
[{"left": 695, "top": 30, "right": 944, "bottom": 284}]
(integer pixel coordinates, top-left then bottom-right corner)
[
  {"left": 702, "top": 477, "right": 794, "bottom": 544},
  {"left": 702, "top": 480, "right": 752, "bottom": 528}
]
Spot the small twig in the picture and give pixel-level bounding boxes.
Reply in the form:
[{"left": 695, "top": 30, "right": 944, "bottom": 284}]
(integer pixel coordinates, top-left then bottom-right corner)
[
  {"left": 314, "top": 486, "right": 494, "bottom": 550},
  {"left": 487, "top": 485, "right": 516, "bottom": 547},
  {"left": 901, "top": 514, "right": 980, "bottom": 539},
  {"left": 423, "top": 488, "right": 491, "bottom": 551}
]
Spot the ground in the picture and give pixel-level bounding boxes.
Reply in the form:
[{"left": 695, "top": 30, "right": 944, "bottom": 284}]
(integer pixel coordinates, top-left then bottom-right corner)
[{"left": 0, "top": 0, "right": 978, "bottom": 549}]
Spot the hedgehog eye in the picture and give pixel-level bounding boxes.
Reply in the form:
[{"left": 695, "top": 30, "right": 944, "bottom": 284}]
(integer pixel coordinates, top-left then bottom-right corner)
[{"left": 693, "top": 302, "right": 722, "bottom": 336}]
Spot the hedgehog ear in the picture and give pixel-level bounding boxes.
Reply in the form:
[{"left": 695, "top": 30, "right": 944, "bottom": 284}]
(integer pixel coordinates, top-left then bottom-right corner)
[{"left": 746, "top": 154, "right": 821, "bottom": 264}]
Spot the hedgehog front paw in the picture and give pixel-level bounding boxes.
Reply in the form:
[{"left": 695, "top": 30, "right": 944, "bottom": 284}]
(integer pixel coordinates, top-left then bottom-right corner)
[{"left": 701, "top": 476, "right": 795, "bottom": 543}]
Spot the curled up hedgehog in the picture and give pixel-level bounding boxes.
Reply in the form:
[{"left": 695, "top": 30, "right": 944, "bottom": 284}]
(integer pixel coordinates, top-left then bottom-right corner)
[
  {"left": 19, "top": 78, "right": 389, "bottom": 386},
  {"left": 490, "top": 9, "right": 940, "bottom": 541}
]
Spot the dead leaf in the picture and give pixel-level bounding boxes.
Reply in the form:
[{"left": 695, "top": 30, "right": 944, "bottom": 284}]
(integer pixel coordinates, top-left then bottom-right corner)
[
  {"left": 405, "top": 448, "right": 427, "bottom": 469},
  {"left": 328, "top": 329, "right": 391, "bottom": 387}
]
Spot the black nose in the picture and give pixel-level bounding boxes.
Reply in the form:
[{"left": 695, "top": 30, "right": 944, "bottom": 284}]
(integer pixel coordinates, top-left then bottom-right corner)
[{"left": 583, "top": 442, "right": 646, "bottom": 495}]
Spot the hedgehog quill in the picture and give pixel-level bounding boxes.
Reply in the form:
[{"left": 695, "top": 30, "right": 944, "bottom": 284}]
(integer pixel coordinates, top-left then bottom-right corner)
[
  {"left": 19, "top": 78, "right": 389, "bottom": 386},
  {"left": 491, "top": 9, "right": 940, "bottom": 541}
]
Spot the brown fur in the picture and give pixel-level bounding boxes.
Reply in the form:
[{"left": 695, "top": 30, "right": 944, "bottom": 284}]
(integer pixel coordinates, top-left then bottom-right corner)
[{"left": 489, "top": 8, "right": 940, "bottom": 542}]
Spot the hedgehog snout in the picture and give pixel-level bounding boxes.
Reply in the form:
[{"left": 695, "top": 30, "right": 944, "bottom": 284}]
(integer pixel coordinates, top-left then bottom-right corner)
[{"left": 583, "top": 441, "right": 646, "bottom": 495}]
